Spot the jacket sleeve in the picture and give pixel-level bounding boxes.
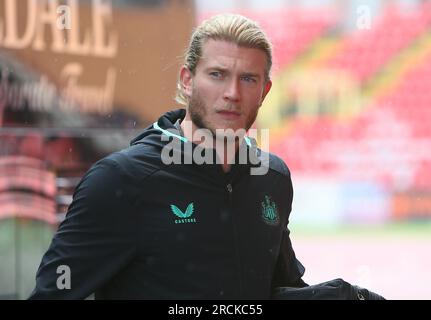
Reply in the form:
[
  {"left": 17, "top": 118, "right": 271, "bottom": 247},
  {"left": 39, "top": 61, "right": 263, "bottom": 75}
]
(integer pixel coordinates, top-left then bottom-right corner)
[
  {"left": 271, "top": 226, "right": 308, "bottom": 290},
  {"left": 271, "top": 160, "right": 308, "bottom": 290},
  {"left": 29, "top": 157, "right": 137, "bottom": 299}
]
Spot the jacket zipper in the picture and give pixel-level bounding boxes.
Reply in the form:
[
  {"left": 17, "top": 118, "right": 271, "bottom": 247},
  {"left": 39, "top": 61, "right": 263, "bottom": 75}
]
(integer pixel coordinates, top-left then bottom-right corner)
[{"left": 226, "top": 182, "right": 244, "bottom": 298}]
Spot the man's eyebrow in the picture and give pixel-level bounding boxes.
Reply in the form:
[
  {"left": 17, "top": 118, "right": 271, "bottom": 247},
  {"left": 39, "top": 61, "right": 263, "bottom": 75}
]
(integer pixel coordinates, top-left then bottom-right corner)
[
  {"left": 205, "top": 67, "right": 261, "bottom": 78},
  {"left": 205, "top": 66, "right": 229, "bottom": 72},
  {"left": 240, "top": 72, "right": 260, "bottom": 78}
]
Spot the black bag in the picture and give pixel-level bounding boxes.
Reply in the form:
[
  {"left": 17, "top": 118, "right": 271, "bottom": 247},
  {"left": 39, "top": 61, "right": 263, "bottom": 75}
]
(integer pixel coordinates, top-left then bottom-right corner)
[{"left": 272, "top": 278, "right": 385, "bottom": 300}]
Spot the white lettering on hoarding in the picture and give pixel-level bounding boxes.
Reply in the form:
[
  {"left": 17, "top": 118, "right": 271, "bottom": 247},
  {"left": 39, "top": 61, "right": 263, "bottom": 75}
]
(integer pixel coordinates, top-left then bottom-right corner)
[{"left": 0, "top": 0, "right": 118, "bottom": 57}]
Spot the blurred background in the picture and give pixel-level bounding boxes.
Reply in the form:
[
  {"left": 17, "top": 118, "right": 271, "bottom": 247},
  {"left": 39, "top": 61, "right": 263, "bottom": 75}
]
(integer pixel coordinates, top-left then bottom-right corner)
[{"left": 0, "top": 0, "right": 430, "bottom": 299}]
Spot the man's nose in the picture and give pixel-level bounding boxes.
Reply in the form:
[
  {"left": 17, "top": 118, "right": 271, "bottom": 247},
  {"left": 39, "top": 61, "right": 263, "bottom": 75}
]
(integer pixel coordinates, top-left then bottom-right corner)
[{"left": 223, "top": 78, "right": 241, "bottom": 102}]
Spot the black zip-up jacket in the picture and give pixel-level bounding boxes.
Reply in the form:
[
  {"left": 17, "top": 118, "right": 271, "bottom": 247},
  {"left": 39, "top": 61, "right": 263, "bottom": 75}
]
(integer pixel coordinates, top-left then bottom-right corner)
[{"left": 30, "top": 109, "right": 307, "bottom": 299}]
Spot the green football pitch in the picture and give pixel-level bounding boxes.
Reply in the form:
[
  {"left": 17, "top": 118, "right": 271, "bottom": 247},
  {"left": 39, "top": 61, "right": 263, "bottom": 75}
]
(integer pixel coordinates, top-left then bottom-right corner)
[{"left": 0, "top": 218, "right": 54, "bottom": 299}]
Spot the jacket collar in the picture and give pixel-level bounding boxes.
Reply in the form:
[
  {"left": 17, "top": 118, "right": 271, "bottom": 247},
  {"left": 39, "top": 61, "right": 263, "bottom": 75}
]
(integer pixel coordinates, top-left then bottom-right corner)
[{"left": 132, "top": 108, "right": 263, "bottom": 170}]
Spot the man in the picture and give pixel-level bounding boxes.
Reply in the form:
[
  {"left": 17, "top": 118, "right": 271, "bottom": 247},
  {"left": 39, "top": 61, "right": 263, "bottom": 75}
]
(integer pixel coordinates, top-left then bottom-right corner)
[{"left": 30, "top": 13, "right": 308, "bottom": 299}]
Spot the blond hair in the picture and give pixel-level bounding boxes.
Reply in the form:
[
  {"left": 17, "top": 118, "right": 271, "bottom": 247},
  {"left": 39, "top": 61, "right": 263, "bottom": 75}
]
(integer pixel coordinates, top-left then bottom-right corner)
[{"left": 175, "top": 13, "right": 273, "bottom": 106}]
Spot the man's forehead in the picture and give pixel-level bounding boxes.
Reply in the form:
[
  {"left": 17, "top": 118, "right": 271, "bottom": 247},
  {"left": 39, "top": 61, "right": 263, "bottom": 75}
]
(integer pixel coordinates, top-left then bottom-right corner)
[{"left": 199, "top": 39, "right": 267, "bottom": 73}]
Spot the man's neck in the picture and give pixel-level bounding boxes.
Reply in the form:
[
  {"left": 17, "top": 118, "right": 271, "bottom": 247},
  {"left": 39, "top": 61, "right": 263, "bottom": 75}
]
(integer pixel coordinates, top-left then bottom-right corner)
[{"left": 180, "top": 117, "right": 239, "bottom": 173}]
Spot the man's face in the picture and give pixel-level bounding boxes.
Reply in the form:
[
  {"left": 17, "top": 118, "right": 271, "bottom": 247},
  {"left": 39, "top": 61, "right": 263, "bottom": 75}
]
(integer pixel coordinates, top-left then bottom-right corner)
[{"left": 180, "top": 39, "right": 272, "bottom": 135}]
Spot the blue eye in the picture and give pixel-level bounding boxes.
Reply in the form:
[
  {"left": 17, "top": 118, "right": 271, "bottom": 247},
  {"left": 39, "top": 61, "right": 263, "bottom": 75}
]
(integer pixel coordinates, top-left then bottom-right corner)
[
  {"left": 241, "top": 76, "right": 256, "bottom": 83},
  {"left": 209, "top": 71, "right": 222, "bottom": 78}
]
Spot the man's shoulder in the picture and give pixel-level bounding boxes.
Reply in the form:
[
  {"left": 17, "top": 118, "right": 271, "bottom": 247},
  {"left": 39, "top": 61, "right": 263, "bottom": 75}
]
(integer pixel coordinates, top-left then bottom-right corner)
[
  {"left": 258, "top": 149, "right": 292, "bottom": 178},
  {"left": 88, "top": 143, "right": 164, "bottom": 184}
]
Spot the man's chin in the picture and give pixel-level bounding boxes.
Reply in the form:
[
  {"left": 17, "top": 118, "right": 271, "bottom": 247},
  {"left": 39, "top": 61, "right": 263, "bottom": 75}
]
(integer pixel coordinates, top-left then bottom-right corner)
[
  {"left": 192, "top": 120, "right": 248, "bottom": 140},
  {"left": 214, "top": 121, "right": 247, "bottom": 131},
  {"left": 214, "top": 126, "right": 248, "bottom": 140}
]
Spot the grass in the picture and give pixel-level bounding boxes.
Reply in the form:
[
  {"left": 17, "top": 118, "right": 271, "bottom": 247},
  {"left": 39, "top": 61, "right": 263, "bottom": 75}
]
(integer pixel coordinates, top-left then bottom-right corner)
[
  {"left": 291, "top": 220, "right": 431, "bottom": 238},
  {"left": 0, "top": 218, "right": 55, "bottom": 299}
]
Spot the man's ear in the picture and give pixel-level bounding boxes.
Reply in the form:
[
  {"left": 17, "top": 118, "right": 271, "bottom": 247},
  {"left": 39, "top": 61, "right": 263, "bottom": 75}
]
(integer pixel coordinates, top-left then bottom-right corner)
[
  {"left": 261, "top": 79, "right": 272, "bottom": 103},
  {"left": 180, "top": 66, "right": 193, "bottom": 97}
]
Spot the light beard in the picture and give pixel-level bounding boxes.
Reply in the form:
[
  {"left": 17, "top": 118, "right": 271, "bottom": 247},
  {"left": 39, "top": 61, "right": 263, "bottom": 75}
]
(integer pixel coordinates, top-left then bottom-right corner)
[
  {"left": 188, "top": 91, "right": 213, "bottom": 135},
  {"left": 188, "top": 90, "right": 259, "bottom": 139}
]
